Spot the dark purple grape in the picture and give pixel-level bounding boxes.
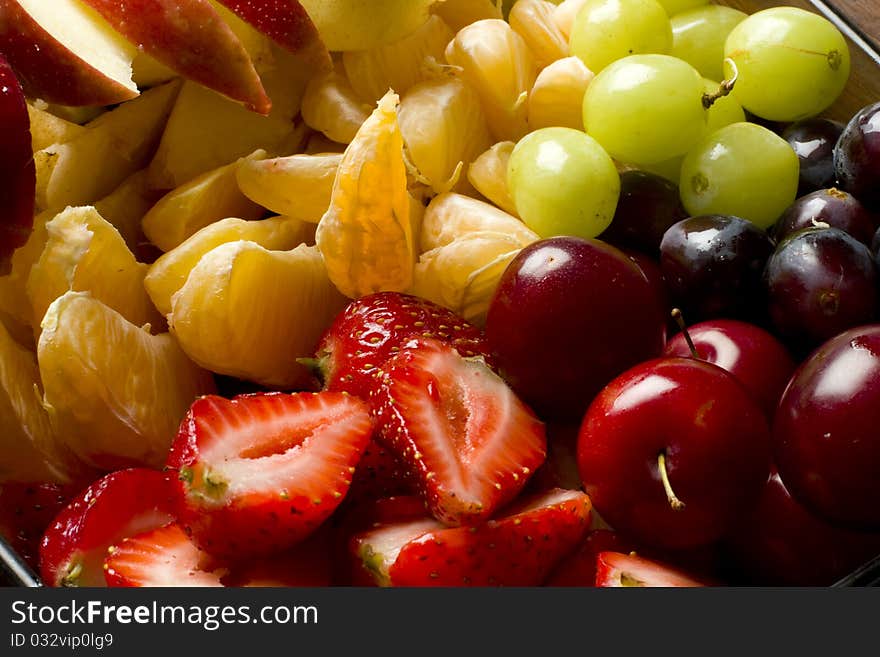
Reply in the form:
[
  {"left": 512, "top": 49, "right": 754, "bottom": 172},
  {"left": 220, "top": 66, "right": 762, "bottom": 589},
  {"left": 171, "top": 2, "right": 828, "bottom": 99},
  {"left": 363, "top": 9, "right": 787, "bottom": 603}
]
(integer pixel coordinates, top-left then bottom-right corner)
[
  {"left": 659, "top": 215, "right": 774, "bottom": 321},
  {"left": 782, "top": 118, "right": 844, "bottom": 196},
  {"left": 765, "top": 227, "right": 877, "bottom": 350},
  {"left": 834, "top": 102, "right": 880, "bottom": 208},
  {"left": 774, "top": 188, "right": 877, "bottom": 245},
  {"left": 598, "top": 171, "right": 687, "bottom": 256}
]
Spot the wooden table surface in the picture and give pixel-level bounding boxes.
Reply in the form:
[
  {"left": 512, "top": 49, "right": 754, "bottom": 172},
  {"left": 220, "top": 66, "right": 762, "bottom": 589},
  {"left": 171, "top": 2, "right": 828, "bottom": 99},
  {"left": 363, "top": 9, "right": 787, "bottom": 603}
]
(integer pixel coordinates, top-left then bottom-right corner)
[{"left": 832, "top": 0, "right": 880, "bottom": 48}]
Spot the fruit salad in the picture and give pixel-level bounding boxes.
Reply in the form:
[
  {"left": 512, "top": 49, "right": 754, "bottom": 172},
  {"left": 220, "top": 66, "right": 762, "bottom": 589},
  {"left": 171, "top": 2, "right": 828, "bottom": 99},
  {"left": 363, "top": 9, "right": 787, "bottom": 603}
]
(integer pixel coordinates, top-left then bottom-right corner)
[{"left": 1, "top": 0, "right": 879, "bottom": 588}]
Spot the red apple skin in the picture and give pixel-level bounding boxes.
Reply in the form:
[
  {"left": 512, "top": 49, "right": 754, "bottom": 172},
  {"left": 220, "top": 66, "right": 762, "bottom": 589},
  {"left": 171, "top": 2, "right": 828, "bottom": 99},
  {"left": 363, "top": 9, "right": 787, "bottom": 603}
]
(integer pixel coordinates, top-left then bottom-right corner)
[
  {"left": 727, "top": 471, "right": 880, "bottom": 586},
  {"left": 773, "top": 325, "right": 880, "bottom": 530},
  {"left": 0, "top": 0, "right": 139, "bottom": 106},
  {"left": 215, "top": 0, "right": 331, "bottom": 71},
  {"left": 0, "top": 53, "right": 34, "bottom": 273},
  {"left": 79, "top": 0, "right": 270, "bottom": 115},
  {"left": 665, "top": 320, "right": 797, "bottom": 420},
  {"left": 578, "top": 357, "right": 772, "bottom": 550}
]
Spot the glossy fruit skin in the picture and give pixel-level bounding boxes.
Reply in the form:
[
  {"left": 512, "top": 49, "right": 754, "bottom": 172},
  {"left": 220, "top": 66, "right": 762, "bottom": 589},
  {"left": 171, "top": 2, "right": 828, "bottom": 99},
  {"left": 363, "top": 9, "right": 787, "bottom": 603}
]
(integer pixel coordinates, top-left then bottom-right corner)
[
  {"left": 773, "top": 326, "right": 880, "bottom": 529},
  {"left": 765, "top": 227, "right": 878, "bottom": 350},
  {"left": 774, "top": 188, "right": 877, "bottom": 246},
  {"left": 664, "top": 319, "right": 795, "bottom": 419},
  {"left": 486, "top": 237, "right": 666, "bottom": 421},
  {"left": 782, "top": 118, "right": 844, "bottom": 196},
  {"left": 834, "top": 102, "right": 880, "bottom": 208},
  {"left": 660, "top": 215, "right": 774, "bottom": 321},
  {"left": 728, "top": 471, "right": 880, "bottom": 585},
  {"left": 578, "top": 357, "right": 772, "bottom": 549},
  {"left": 598, "top": 170, "right": 688, "bottom": 256}
]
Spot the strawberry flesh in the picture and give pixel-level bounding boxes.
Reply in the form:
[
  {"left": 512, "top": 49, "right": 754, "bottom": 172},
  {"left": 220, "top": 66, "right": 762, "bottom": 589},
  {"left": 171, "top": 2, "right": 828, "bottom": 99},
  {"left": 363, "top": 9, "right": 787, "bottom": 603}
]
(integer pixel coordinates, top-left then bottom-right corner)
[
  {"left": 544, "top": 529, "right": 635, "bottom": 587},
  {"left": 0, "top": 482, "right": 80, "bottom": 571},
  {"left": 595, "top": 551, "right": 707, "bottom": 587},
  {"left": 104, "top": 522, "right": 224, "bottom": 587},
  {"left": 372, "top": 338, "right": 546, "bottom": 525},
  {"left": 167, "top": 392, "right": 373, "bottom": 559},
  {"left": 39, "top": 469, "right": 177, "bottom": 587}
]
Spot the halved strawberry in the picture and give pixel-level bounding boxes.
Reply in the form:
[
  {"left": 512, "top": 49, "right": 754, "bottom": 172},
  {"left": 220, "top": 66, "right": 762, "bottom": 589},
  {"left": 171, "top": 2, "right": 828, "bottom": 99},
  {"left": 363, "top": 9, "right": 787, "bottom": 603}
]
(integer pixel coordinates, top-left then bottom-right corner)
[
  {"left": 544, "top": 529, "right": 635, "bottom": 587},
  {"left": 346, "top": 439, "right": 417, "bottom": 504},
  {"left": 372, "top": 337, "right": 546, "bottom": 525},
  {"left": 352, "top": 488, "right": 591, "bottom": 586},
  {"left": 39, "top": 469, "right": 177, "bottom": 587},
  {"left": 0, "top": 481, "right": 80, "bottom": 570},
  {"left": 595, "top": 552, "right": 707, "bottom": 587},
  {"left": 167, "top": 392, "right": 373, "bottom": 559},
  {"left": 104, "top": 522, "right": 224, "bottom": 587},
  {"left": 311, "top": 292, "right": 492, "bottom": 399}
]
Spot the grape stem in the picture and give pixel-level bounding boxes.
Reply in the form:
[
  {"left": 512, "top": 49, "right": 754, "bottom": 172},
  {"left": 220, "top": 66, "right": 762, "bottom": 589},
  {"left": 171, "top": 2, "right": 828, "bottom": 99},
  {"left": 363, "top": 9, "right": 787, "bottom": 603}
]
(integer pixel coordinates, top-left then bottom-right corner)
[
  {"left": 658, "top": 452, "right": 686, "bottom": 511},
  {"left": 702, "top": 58, "right": 739, "bottom": 109}
]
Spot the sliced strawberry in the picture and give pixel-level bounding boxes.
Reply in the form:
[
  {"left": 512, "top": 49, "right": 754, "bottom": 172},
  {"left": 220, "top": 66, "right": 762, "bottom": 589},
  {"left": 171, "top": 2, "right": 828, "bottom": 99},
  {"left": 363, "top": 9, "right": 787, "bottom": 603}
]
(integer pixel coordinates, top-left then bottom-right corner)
[
  {"left": 104, "top": 523, "right": 224, "bottom": 587},
  {"left": 312, "top": 292, "right": 492, "bottom": 399},
  {"left": 0, "top": 482, "right": 80, "bottom": 570},
  {"left": 39, "top": 469, "right": 177, "bottom": 587},
  {"left": 346, "top": 439, "right": 417, "bottom": 504},
  {"left": 595, "top": 552, "right": 707, "bottom": 588},
  {"left": 352, "top": 488, "right": 591, "bottom": 586},
  {"left": 167, "top": 392, "right": 373, "bottom": 559},
  {"left": 372, "top": 338, "right": 546, "bottom": 525},
  {"left": 223, "top": 528, "right": 335, "bottom": 587},
  {"left": 545, "top": 529, "right": 635, "bottom": 587}
]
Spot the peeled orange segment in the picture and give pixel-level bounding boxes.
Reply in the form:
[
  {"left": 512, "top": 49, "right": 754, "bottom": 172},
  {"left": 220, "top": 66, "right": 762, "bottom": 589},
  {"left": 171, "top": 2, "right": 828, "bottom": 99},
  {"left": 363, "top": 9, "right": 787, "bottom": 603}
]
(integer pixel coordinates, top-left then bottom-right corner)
[
  {"left": 236, "top": 153, "right": 342, "bottom": 222},
  {"left": 145, "top": 216, "right": 315, "bottom": 316},
  {"left": 467, "top": 142, "right": 519, "bottom": 216},
  {"left": 27, "top": 207, "right": 163, "bottom": 335},
  {"left": 0, "top": 209, "right": 55, "bottom": 332},
  {"left": 445, "top": 20, "right": 537, "bottom": 143},
  {"left": 399, "top": 77, "right": 491, "bottom": 196},
  {"left": 316, "top": 91, "right": 417, "bottom": 299},
  {"left": 412, "top": 231, "right": 527, "bottom": 325},
  {"left": 301, "top": 67, "right": 373, "bottom": 145},
  {"left": 509, "top": 0, "right": 570, "bottom": 69},
  {"left": 528, "top": 57, "right": 595, "bottom": 131},
  {"left": 342, "top": 15, "right": 454, "bottom": 103},
  {"left": 432, "top": 0, "right": 503, "bottom": 33},
  {"left": 421, "top": 193, "right": 538, "bottom": 252},
  {"left": 553, "top": 0, "right": 589, "bottom": 39},
  {"left": 94, "top": 170, "right": 162, "bottom": 255},
  {"left": 168, "top": 242, "right": 347, "bottom": 389},
  {"left": 0, "top": 320, "right": 80, "bottom": 484},
  {"left": 38, "top": 292, "right": 215, "bottom": 471},
  {"left": 142, "top": 150, "right": 268, "bottom": 252}
]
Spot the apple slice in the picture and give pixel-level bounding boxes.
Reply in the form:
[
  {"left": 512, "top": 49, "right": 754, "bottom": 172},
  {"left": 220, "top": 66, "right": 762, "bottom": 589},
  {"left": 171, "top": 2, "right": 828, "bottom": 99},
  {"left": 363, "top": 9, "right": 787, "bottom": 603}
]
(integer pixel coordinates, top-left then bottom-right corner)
[
  {"left": 0, "top": 0, "right": 138, "bottom": 106},
  {"left": 27, "top": 103, "right": 86, "bottom": 152},
  {"left": 79, "top": 0, "right": 270, "bottom": 115},
  {"left": 0, "top": 54, "right": 35, "bottom": 274},
  {"left": 214, "top": 0, "right": 330, "bottom": 71}
]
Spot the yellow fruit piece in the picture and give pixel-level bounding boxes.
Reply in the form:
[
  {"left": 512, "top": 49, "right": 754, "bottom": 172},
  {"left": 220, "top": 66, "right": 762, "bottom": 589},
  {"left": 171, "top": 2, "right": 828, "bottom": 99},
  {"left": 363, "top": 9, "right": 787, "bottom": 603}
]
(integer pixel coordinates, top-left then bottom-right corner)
[
  {"left": 467, "top": 141, "right": 519, "bottom": 216},
  {"left": 169, "top": 242, "right": 347, "bottom": 388},
  {"left": 445, "top": 20, "right": 537, "bottom": 142},
  {"left": 38, "top": 292, "right": 214, "bottom": 471},
  {"left": 412, "top": 231, "right": 526, "bottom": 325},
  {"left": 145, "top": 215, "right": 315, "bottom": 316},
  {"left": 27, "top": 103, "right": 85, "bottom": 152},
  {"left": 142, "top": 150, "right": 267, "bottom": 252},
  {"left": 304, "top": 133, "right": 347, "bottom": 155},
  {"left": 132, "top": 52, "right": 178, "bottom": 88},
  {"left": 148, "top": 81, "right": 307, "bottom": 191},
  {"left": 0, "top": 209, "right": 54, "bottom": 331},
  {"left": 433, "top": 0, "right": 503, "bottom": 33},
  {"left": 34, "top": 81, "right": 180, "bottom": 211},
  {"left": 554, "top": 0, "right": 590, "bottom": 39},
  {"left": 421, "top": 193, "right": 538, "bottom": 252},
  {"left": 94, "top": 170, "right": 161, "bottom": 255},
  {"left": 298, "top": 0, "right": 437, "bottom": 51},
  {"left": 302, "top": 67, "right": 373, "bottom": 145},
  {"left": 528, "top": 56, "right": 594, "bottom": 130},
  {"left": 0, "top": 320, "right": 79, "bottom": 483},
  {"left": 509, "top": 0, "right": 569, "bottom": 68},
  {"left": 342, "top": 15, "right": 454, "bottom": 103},
  {"left": 236, "top": 153, "right": 342, "bottom": 223},
  {"left": 27, "top": 207, "right": 163, "bottom": 335},
  {"left": 316, "top": 92, "right": 417, "bottom": 299},
  {"left": 399, "top": 77, "right": 491, "bottom": 195}
]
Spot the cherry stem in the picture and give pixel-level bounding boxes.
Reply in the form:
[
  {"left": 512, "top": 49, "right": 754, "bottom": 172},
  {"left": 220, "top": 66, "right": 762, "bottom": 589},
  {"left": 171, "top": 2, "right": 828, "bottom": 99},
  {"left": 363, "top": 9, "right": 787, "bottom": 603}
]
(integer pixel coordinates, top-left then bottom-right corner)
[
  {"left": 702, "top": 58, "right": 738, "bottom": 109},
  {"left": 658, "top": 452, "right": 685, "bottom": 511},
  {"left": 671, "top": 308, "right": 700, "bottom": 360}
]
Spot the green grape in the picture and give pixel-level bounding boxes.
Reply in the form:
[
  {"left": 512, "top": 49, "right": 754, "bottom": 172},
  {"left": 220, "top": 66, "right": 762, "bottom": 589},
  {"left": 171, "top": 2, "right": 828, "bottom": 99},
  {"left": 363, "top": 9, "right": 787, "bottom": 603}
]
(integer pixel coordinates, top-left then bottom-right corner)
[
  {"left": 641, "top": 156, "right": 683, "bottom": 183},
  {"left": 671, "top": 5, "right": 747, "bottom": 81},
  {"left": 703, "top": 78, "right": 745, "bottom": 131},
  {"left": 679, "top": 122, "right": 799, "bottom": 229},
  {"left": 583, "top": 54, "right": 707, "bottom": 165},
  {"left": 569, "top": 0, "right": 672, "bottom": 73},
  {"left": 723, "top": 7, "right": 850, "bottom": 122},
  {"left": 508, "top": 127, "right": 620, "bottom": 239},
  {"left": 656, "top": 0, "right": 708, "bottom": 16}
]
